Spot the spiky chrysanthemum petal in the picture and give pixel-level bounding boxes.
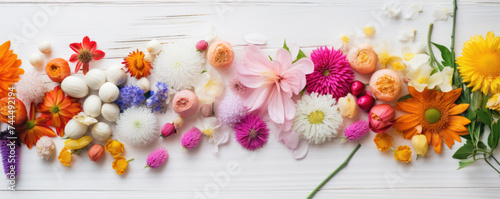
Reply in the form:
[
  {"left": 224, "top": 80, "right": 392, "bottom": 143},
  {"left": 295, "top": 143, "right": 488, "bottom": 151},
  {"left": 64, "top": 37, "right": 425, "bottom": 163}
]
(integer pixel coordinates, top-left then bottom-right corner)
[
  {"left": 154, "top": 41, "right": 205, "bottom": 90},
  {"left": 457, "top": 31, "right": 500, "bottom": 94},
  {"left": 116, "top": 106, "right": 159, "bottom": 146},
  {"left": 234, "top": 114, "right": 269, "bottom": 151},
  {"left": 306, "top": 46, "right": 354, "bottom": 99},
  {"left": 292, "top": 93, "right": 343, "bottom": 144}
]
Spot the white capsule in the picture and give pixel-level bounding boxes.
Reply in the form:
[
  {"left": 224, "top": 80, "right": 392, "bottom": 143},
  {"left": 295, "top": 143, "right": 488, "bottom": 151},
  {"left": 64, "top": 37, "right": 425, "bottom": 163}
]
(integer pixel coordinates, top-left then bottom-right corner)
[
  {"left": 29, "top": 53, "right": 43, "bottom": 67},
  {"left": 137, "top": 77, "right": 151, "bottom": 92},
  {"left": 144, "top": 51, "right": 155, "bottom": 63},
  {"left": 38, "top": 41, "right": 52, "bottom": 53},
  {"left": 146, "top": 39, "right": 161, "bottom": 55}
]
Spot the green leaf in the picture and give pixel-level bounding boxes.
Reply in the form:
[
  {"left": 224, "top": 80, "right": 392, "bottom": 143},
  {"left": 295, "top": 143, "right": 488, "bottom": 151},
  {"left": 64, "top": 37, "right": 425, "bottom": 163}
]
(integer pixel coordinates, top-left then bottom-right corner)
[
  {"left": 478, "top": 140, "right": 487, "bottom": 150},
  {"left": 283, "top": 40, "right": 290, "bottom": 52},
  {"left": 488, "top": 121, "right": 500, "bottom": 150},
  {"left": 476, "top": 110, "right": 492, "bottom": 127},
  {"left": 293, "top": 49, "right": 307, "bottom": 63},
  {"left": 457, "top": 159, "right": 475, "bottom": 170},
  {"left": 432, "top": 42, "right": 453, "bottom": 67},
  {"left": 268, "top": 55, "right": 273, "bottom": 61},
  {"left": 397, "top": 94, "right": 412, "bottom": 102},
  {"left": 452, "top": 142, "right": 474, "bottom": 159}
]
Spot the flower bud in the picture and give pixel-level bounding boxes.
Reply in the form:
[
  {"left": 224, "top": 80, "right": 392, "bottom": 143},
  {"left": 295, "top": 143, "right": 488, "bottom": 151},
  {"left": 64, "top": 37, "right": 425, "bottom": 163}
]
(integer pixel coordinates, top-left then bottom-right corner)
[
  {"left": 200, "top": 103, "right": 214, "bottom": 117},
  {"left": 338, "top": 93, "right": 358, "bottom": 118},
  {"left": 88, "top": 144, "right": 105, "bottom": 162},
  {"left": 394, "top": 145, "right": 412, "bottom": 163},
  {"left": 369, "top": 104, "right": 395, "bottom": 133},
  {"left": 161, "top": 123, "right": 176, "bottom": 138},
  {"left": 374, "top": 132, "right": 392, "bottom": 151},
  {"left": 173, "top": 90, "right": 199, "bottom": 117},
  {"left": 196, "top": 40, "right": 208, "bottom": 52},
  {"left": 411, "top": 134, "right": 428, "bottom": 157},
  {"left": 172, "top": 115, "right": 184, "bottom": 129}
]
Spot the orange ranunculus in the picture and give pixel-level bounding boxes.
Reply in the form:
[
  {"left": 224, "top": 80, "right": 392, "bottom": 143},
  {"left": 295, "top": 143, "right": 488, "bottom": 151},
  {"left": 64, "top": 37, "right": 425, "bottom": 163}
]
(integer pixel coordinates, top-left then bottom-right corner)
[
  {"left": 394, "top": 145, "right": 412, "bottom": 163},
  {"left": 0, "top": 41, "right": 24, "bottom": 98},
  {"left": 58, "top": 147, "right": 72, "bottom": 166},
  {"left": 37, "top": 86, "right": 81, "bottom": 137},
  {"left": 112, "top": 156, "right": 129, "bottom": 175},
  {"left": 105, "top": 140, "right": 124, "bottom": 156},
  {"left": 0, "top": 97, "right": 27, "bottom": 125},
  {"left": 374, "top": 132, "right": 392, "bottom": 151},
  {"left": 15, "top": 103, "right": 56, "bottom": 149}
]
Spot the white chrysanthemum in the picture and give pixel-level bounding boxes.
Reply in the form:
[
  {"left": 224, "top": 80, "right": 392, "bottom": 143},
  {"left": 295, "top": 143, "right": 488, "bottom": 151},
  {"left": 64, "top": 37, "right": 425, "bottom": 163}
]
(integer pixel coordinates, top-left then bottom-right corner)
[
  {"left": 154, "top": 40, "right": 205, "bottom": 90},
  {"left": 292, "top": 93, "right": 343, "bottom": 145},
  {"left": 116, "top": 106, "right": 159, "bottom": 146},
  {"left": 15, "top": 71, "right": 46, "bottom": 104}
]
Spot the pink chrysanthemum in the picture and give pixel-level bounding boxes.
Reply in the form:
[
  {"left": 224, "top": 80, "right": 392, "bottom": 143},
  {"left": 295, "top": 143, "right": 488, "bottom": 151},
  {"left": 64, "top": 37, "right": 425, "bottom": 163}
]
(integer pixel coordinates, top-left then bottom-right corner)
[
  {"left": 344, "top": 120, "right": 370, "bottom": 141},
  {"left": 306, "top": 46, "right": 355, "bottom": 99},
  {"left": 146, "top": 147, "right": 169, "bottom": 169},
  {"left": 234, "top": 114, "right": 269, "bottom": 151},
  {"left": 217, "top": 94, "right": 247, "bottom": 126},
  {"left": 181, "top": 127, "right": 203, "bottom": 149},
  {"left": 229, "top": 78, "right": 248, "bottom": 96}
]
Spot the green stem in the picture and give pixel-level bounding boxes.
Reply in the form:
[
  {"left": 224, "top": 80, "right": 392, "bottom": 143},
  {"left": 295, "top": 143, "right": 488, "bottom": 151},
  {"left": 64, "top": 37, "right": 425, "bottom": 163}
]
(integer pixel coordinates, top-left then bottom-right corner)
[
  {"left": 306, "top": 144, "right": 361, "bottom": 199},
  {"left": 427, "top": 23, "right": 443, "bottom": 71},
  {"left": 484, "top": 155, "right": 500, "bottom": 175},
  {"left": 451, "top": 0, "right": 461, "bottom": 85},
  {"left": 491, "top": 155, "right": 500, "bottom": 166}
]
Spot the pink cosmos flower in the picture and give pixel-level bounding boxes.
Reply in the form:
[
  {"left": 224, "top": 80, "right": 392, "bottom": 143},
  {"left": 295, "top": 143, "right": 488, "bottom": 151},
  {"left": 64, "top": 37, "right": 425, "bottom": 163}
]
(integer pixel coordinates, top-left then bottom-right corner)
[{"left": 235, "top": 45, "right": 314, "bottom": 125}]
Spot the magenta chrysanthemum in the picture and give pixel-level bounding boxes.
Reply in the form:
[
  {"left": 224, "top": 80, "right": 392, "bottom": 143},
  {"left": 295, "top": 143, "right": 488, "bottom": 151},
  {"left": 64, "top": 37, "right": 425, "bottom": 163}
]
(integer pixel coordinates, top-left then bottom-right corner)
[
  {"left": 344, "top": 120, "right": 370, "bottom": 141},
  {"left": 234, "top": 114, "right": 269, "bottom": 151},
  {"left": 306, "top": 46, "right": 355, "bottom": 99},
  {"left": 146, "top": 147, "right": 169, "bottom": 169},
  {"left": 217, "top": 94, "right": 247, "bottom": 126},
  {"left": 181, "top": 127, "right": 203, "bottom": 149},
  {"left": 229, "top": 78, "right": 248, "bottom": 96}
]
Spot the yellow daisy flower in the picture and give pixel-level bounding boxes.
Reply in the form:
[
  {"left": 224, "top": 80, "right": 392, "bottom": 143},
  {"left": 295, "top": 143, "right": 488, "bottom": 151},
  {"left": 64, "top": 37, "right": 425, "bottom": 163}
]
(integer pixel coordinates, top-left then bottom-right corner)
[{"left": 456, "top": 32, "right": 500, "bottom": 94}]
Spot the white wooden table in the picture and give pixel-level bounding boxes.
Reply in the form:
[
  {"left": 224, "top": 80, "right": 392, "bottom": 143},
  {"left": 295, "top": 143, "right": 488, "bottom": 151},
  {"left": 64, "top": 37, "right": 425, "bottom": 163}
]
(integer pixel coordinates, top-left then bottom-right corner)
[{"left": 1, "top": 0, "right": 499, "bottom": 198}]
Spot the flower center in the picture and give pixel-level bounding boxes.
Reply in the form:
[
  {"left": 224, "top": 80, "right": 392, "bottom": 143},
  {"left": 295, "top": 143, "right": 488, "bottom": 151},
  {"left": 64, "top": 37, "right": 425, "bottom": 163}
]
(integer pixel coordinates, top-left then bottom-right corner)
[
  {"left": 203, "top": 129, "right": 214, "bottom": 137},
  {"left": 51, "top": 105, "right": 60, "bottom": 113},
  {"left": 26, "top": 121, "right": 35, "bottom": 130},
  {"left": 261, "top": 71, "right": 281, "bottom": 83},
  {"left": 425, "top": 108, "right": 441, "bottom": 124},
  {"left": 356, "top": 49, "right": 371, "bottom": 64},
  {"left": 249, "top": 128, "right": 258, "bottom": 139},
  {"left": 308, "top": 110, "right": 324, "bottom": 124},
  {"left": 476, "top": 53, "right": 500, "bottom": 76},
  {"left": 78, "top": 50, "right": 93, "bottom": 64},
  {"left": 391, "top": 61, "right": 406, "bottom": 71},
  {"left": 341, "top": 35, "right": 350, "bottom": 45},
  {"left": 403, "top": 53, "right": 415, "bottom": 61},
  {"left": 133, "top": 120, "right": 143, "bottom": 128},
  {"left": 323, "top": 69, "right": 330, "bottom": 76},
  {"left": 376, "top": 74, "right": 396, "bottom": 94}
]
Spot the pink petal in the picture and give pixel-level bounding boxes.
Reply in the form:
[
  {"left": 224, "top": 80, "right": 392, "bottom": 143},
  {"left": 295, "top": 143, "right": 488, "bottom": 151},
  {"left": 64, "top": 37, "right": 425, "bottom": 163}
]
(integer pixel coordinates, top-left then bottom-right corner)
[
  {"left": 275, "top": 48, "right": 293, "bottom": 73},
  {"left": 69, "top": 43, "right": 82, "bottom": 53},
  {"left": 282, "top": 70, "right": 307, "bottom": 94},
  {"left": 291, "top": 139, "right": 309, "bottom": 160},
  {"left": 276, "top": 129, "right": 299, "bottom": 149},
  {"left": 268, "top": 87, "right": 285, "bottom": 124},
  {"left": 236, "top": 64, "right": 267, "bottom": 88},
  {"left": 288, "top": 58, "right": 314, "bottom": 75},
  {"left": 244, "top": 86, "right": 271, "bottom": 113},
  {"left": 243, "top": 45, "right": 274, "bottom": 72},
  {"left": 282, "top": 97, "right": 296, "bottom": 121}
]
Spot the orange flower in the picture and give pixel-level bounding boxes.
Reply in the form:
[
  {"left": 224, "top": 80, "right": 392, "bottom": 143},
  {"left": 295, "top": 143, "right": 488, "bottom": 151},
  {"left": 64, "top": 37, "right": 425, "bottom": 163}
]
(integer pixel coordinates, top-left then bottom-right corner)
[
  {"left": 15, "top": 103, "right": 56, "bottom": 149},
  {"left": 394, "top": 145, "right": 412, "bottom": 163},
  {"left": 38, "top": 86, "right": 82, "bottom": 137},
  {"left": 374, "top": 132, "right": 392, "bottom": 151},
  {"left": 0, "top": 41, "right": 24, "bottom": 98},
  {"left": 394, "top": 86, "right": 470, "bottom": 154},
  {"left": 123, "top": 50, "right": 152, "bottom": 79},
  {"left": 112, "top": 156, "right": 129, "bottom": 175},
  {"left": 58, "top": 147, "right": 72, "bottom": 167}
]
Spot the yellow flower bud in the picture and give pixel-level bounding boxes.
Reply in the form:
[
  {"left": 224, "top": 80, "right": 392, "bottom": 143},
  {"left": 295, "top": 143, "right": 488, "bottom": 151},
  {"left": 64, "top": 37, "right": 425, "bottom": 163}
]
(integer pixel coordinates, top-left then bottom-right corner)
[
  {"left": 106, "top": 140, "right": 125, "bottom": 156},
  {"left": 374, "top": 132, "right": 392, "bottom": 151},
  {"left": 338, "top": 93, "right": 358, "bottom": 118},
  {"left": 394, "top": 145, "right": 412, "bottom": 163},
  {"left": 112, "top": 156, "right": 129, "bottom": 175},
  {"left": 58, "top": 147, "right": 72, "bottom": 167},
  {"left": 64, "top": 136, "right": 93, "bottom": 150},
  {"left": 411, "top": 134, "right": 428, "bottom": 157}
]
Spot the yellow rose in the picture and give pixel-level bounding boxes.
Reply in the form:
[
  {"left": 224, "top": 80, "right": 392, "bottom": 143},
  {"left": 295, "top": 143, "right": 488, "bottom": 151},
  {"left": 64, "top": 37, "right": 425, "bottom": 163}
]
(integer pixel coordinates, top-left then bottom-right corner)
[
  {"left": 64, "top": 136, "right": 93, "bottom": 150},
  {"left": 112, "top": 156, "right": 128, "bottom": 175},
  {"left": 338, "top": 93, "right": 358, "bottom": 118},
  {"left": 58, "top": 148, "right": 72, "bottom": 167},
  {"left": 374, "top": 132, "right": 392, "bottom": 151},
  {"left": 411, "top": 134, "right": 428, "bottom": 157},
  {"left": 394, "top": 145, "right": 412, "bottom": 163},
  {"left": 106, "top": 140, "right": 124, "bottom": 156}
]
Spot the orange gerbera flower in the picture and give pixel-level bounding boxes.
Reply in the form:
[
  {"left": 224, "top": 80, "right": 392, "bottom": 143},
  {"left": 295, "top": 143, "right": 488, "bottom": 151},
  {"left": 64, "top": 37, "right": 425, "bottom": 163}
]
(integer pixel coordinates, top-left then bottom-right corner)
[
  {"left": 0, "top": 41, "right": 24, "bottom": 98},
  {"left": 38, "top": 86, "right": 82, "bottom": 137},
  {"left": 394, "top": 86, "right": 470, "bottom": 154},
  {"left": 123, "top": 49, "right": 152, "bottom": 79},
  {"left": 16, "top": 103, "right": 56, "bottom": 149}
]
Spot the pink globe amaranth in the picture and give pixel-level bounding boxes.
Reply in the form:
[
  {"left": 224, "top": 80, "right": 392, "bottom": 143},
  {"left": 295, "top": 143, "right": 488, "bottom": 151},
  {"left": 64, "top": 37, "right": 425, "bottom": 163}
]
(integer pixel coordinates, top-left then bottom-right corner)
[
  {"left": 161, "top": 123, "right": 176, "bottom": 138},
  {"left": 369, "top": 104, "right": 395, "bottom": 133},
  {"left": 181, "top": 127, "right": 203, "bottom": 149},
  {"left": 344, "top": 120, "right": 370, "bottom": 141},
  {"left": 146, "top": 148, "right": 169, "bottom": 169},
  {"left": 306, "top": 46, "right": 355, "bottom": 99}
]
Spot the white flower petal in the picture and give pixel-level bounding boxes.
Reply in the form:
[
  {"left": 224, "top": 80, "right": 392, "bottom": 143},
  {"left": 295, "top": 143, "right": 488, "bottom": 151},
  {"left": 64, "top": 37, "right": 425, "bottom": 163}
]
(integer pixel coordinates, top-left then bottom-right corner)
[
  {"left": 404, "top": 3, "right": 423, "bottom": 20},
  {"left": 382, "top": 1, "right": 402, "bottom": 18},
  {"left": 243, "top": 33, "right": 267, "bottom": 45},
  {"left": 399, "top": 26, "right": 416, "bottom": 42},
  {"left": 433, "top": 5, "right": 453, "bottom": 21}
]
